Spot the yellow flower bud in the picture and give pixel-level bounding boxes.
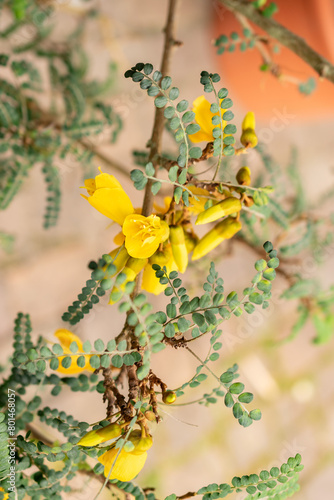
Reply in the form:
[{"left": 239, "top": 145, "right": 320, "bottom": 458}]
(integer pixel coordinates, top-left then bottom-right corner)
[
  {"left": 78, "top": 423, "right": 122, "bottom": 447},
  {"left": 240, "top": 129, "right": 258, "bottom": 148},
  {"left": 192, "top": 218, "right": 242, "bottom": 260},
  {"left": 162, "top": 390, "right": 177, "bottom": 404},
  {"left": 236, "top": 166, "right": 251, "bottom": 186},
  {"left": 195, "top": 197, "right": 242, "bottom": 225},
  {"left": 242, "top": 111, "right": 256, "bottom": 131},
  {"left": 169, "top": 226, "right": 188, "bottom": 273}
]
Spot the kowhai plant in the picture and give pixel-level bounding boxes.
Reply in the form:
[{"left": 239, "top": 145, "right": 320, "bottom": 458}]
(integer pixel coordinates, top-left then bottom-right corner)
[{"left": 1, "top": 0, "right": 334, "bottom": 499}]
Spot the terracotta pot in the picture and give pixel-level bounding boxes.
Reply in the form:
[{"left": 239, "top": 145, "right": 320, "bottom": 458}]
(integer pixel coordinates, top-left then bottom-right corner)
[{"left": 212, "top": 0, "right": 334, "bottom": 120}]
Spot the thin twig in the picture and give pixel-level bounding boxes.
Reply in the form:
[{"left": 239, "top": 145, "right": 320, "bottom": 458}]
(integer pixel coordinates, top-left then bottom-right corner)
[{"left": 141, "top": 0, "right": 180, "bottom": 217}]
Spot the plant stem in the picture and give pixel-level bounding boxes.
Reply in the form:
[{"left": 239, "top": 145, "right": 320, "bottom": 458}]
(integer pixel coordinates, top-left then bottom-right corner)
[{"left": 141, "top": 0, "right": 180, "bottom": 217}]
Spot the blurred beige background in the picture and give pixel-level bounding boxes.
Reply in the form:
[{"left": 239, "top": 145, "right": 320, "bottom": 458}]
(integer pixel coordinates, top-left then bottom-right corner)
[{"left": 1, "top": 0, "right": 334, "bottom": 499}]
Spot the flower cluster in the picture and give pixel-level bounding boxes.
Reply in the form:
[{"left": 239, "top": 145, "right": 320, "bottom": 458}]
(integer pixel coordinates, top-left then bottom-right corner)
[{"left": 80, "top": 98, "right": 257, "bottom": 298}]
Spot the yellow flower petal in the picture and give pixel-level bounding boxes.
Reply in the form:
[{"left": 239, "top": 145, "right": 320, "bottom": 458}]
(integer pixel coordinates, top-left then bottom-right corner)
[
  {"left": 98, "top": 448, "right": 147, "bottom": 481},
  {"left": 81, "top": 170, "right": 134, "bottom": 225},
  {"left": 123, "top": 214, "right": 169, "bottom": 259},
  {"left": 113, "top": 231, "right": 125, "bottom": 246}
]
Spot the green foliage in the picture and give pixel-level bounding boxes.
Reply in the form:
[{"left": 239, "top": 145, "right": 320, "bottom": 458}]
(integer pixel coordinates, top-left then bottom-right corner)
[
  {"left": 215, "top": 29, "right": 255, "bottom": 55},
  {"left": 0, "top": 1, "right": 122, "bottom": 230},
  {"left": 195, "top": 453, "right": 303, "bottom": 499}
]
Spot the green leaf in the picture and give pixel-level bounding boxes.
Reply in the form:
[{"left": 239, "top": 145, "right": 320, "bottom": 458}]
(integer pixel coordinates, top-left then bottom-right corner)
[
  {"left": 155, "top": 96, "right": 168, "bottom": 108},
  {"left": 169, "top": 87, "right": 180, "bottom": 100},
  {"left": 249, "top": 409, "right": 262, "bottom": 420},
  {"left": 61, "top": 357, "right": 72, "bottom": 369},
  {"left": 233, "top": 402, "right": 243, "bottom": 419},
  {"left": 220, "top": 371, "right": 234, "bottom": 384},
  {"left": 151, "top": 182, "right": 161, "bottom": 195},
  {"left": 168, "top": 165, "right": 179, "bottom": 182},
  {"left": 94, "top": 339, "right": 105, "bottom": 352},
  {"left": 89, "top": 355, "right": 100, "bottom": 369},
  {"left": 161, "top": 76, "right": 172, "bottom": 90},
  {"left": 229, "top": 382, "right": 244, "bottom": 394},
  {"left": 164, "top": 106, "right": 175, "bottom": 119},
  {"left": 75, "top": 356, "right": 85, "bottom": 368},
  {"left": 238, "top": 392, "right": 253, "bottom": 403},
  {"left": 111, "top": 354, "right": 123, "bottom": 368},
  {"left": 177, "top": 100, "right": 189, "bottom": 112},
  {"left": 182, "top": 110, "right": 195, "bottom": 123},
  {"left": 145, "top": 162, "right": 155, "bottom": 176},
  {"left": 249, "top": 292, "right": 263, "bottom": 305},
  {"left": 189, "top": 147, "right": 202, "bottom": 159}
]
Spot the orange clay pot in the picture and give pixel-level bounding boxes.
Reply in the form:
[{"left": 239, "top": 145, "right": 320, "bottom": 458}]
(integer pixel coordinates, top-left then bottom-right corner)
[{"left": 212, "top": 0, "right": 334, "bottom": 120}]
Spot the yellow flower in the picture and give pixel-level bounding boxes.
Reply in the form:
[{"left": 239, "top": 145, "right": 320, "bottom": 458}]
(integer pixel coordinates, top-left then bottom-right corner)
[
  {"left": 142, "top": 244, "right": 177, "bottom": 295},
  {"left": 82, "top": 170, "right": 169, "bottom": 260},
  {"left": 192, "top": 218, "right": 242, "bottom": 260},
  {"left": 122, "top": 214, "right": 169, "bottom": 259},
  {"left": 98, "top": 430, "right": 153, "bottom": 481},
  {"left": 188, "top": 96, "right": 226, "bottom": 143},
  {"left": 0, "top": 487, "right": 8, "bottom": 500},
  {"left": 81, "top": 168, "right": 134, "bottom": 225},
  {"left": 53, "top": 329, "right": 94, "bottom": 374},
  {"left": 78, "top": 423, "right": 122, "bottom": 447}
]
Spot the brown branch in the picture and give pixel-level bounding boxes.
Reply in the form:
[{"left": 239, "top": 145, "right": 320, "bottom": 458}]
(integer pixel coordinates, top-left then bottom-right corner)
[
  {"left": 219, "top": 0, "right": 334, "bottom": 84},
  {"left": 177, "top": 492, "right": 197, "bottom": 500},
  {"left": 141, "top": 0, "right": 180, "bottom": 217}
]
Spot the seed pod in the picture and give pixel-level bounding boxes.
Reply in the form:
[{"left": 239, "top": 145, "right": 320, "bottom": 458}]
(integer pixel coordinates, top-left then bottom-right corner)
[
  {"left": 236, "top": 166, "right": 251, "bottom": 186},
  {"left": 195, "top": 197, "right": 242, "bottom": 225},
  {"left": 243, "top": 195, "right": 254, "bottom": 207},
  {"left": 240, "top": 129, "right": 258, "bottom": 148},
  {"left": 162, "top": 390, "right": 177, "bottom": 404},
  {"left": 169, "top": 225, "right": 188, "bottom": 273},
  {"left": 144, "top": 410, "right": 156, "bottom": 422},
  {"left": 78, "top": 423, "right": 122, "bottom": 447},
  {"left": 192, "top": 217, "right": 242, "bottom": 261}
]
